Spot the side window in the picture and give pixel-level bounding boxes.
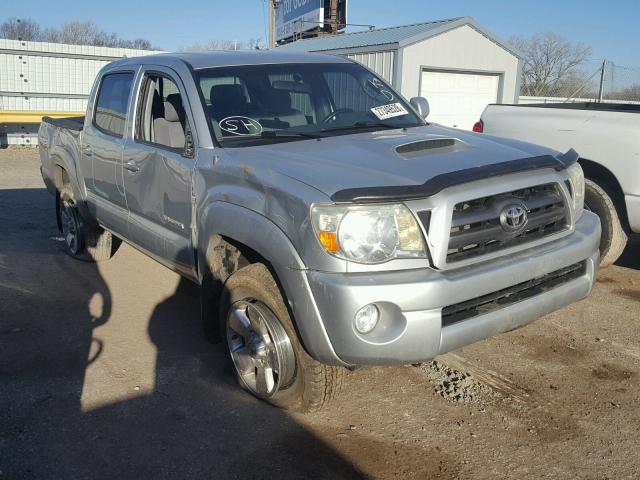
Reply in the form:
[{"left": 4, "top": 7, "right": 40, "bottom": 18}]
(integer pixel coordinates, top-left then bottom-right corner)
[
  {"left": 94, "top": 72, "right": 134, "bottom": 137},
  {"left": 136, "top": 74, "right": 188, "bottom": 151}
]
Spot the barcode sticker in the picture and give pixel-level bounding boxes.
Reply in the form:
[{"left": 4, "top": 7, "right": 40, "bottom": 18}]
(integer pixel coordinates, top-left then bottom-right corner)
[{"left": 370, "top": 103, "right": 409, "bottom": 120}]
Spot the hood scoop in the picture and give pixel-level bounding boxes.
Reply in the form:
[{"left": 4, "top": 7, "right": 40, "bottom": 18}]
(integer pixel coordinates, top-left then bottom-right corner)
[{"left": 396, "top": 138, "right": 466, "bottom": 158}]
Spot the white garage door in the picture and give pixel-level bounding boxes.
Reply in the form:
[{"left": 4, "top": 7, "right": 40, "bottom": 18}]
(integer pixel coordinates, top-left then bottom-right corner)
[{"left": 419, "top": 70, "right": 500, "bottom": 130}]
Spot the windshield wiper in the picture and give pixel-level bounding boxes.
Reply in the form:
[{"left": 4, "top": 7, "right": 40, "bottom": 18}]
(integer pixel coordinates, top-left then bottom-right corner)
[
  {"left": 261, "top": 130, "right": 324, "bottom": 139},
  {"left": 321, "top": 121, "right": 405, "bottom": 133}
]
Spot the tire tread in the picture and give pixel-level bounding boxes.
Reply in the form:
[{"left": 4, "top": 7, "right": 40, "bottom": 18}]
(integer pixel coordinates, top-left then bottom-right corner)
[{"left": 585, "top": 178, "right": 627, "bottom": 267}]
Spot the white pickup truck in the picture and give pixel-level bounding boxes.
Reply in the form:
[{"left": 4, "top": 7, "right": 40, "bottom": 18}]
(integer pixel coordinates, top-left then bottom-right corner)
[{"left": 477, "top": 102, "right": 639, "bottom": 266}]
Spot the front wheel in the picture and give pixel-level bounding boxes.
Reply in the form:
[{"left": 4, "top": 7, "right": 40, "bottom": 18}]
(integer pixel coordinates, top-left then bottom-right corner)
[
  {"left": 56, "top": 185, "right": 120, "bottom": 262},
  {"left": 220, "top": 263, "right": 345, "bottom": 412}
]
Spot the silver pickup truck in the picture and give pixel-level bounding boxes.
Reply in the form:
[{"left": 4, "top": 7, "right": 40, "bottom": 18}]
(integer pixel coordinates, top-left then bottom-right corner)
[{"left": 39, "top": 51, "right": 600, "bottom": 412}]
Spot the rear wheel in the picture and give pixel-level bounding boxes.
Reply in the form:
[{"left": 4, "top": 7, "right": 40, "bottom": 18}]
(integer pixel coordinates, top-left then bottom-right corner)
[
  {"left": 220, "top": 263, "right": 345, "bottom": 412},
  {"left": 584, "top": 178, "right": 627, "bottom": 267},
  {"left": 56, "top": 184, "right": 120, "bottom": 262}
]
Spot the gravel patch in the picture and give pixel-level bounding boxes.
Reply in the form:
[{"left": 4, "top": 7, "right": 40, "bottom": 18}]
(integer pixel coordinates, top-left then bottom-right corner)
[{"left": 420, "top": 360, "right": 499, "bottom": 406}]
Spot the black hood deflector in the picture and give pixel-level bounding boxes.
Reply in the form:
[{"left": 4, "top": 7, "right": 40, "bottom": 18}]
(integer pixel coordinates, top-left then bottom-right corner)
[{"left": 330, "top": 149, "right": 578, "bottom": 203}]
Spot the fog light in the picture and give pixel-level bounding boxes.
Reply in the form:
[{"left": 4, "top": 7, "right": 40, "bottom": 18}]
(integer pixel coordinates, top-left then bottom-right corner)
[{"left": 354, "top": 304, "right": 379, "bottom": 334}]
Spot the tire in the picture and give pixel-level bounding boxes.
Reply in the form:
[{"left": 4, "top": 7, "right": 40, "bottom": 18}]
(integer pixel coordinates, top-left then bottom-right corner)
[
  {"left": 56, "top": 184, "right": 121, "bottom": 262},
  {"left": 220, "top": 263, "right": 345, "bottom": 412},
  {"left": 584, "top": 178, "right": 627, "bottom": 267}
]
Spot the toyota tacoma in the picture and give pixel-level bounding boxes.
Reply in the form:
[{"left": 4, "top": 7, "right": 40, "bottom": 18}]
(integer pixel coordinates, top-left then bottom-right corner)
[{"left": 39, "top": 51, "right": 601, "bottom": 412}]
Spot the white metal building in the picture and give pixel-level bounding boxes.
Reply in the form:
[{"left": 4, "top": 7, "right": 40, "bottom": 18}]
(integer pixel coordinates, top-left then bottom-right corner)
[
  {"left": 277, "top": 16, "right": 522, "bottom": 130},
  {"left": 0, "top": 39, "right": 162, "bottom": 145}
]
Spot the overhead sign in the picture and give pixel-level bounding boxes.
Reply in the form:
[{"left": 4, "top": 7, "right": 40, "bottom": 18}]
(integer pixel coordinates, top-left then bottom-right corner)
[{"left": 275, "top": 0, "right": 324, "bottom": 42}]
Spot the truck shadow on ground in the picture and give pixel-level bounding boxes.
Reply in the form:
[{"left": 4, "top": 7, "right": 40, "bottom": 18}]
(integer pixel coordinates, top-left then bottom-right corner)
[
  {"left": 0, "top": 187, "right": 364, "bottom": 479},
  {"left": 615, "top": 235, "right": 640, "bottom": 270}
]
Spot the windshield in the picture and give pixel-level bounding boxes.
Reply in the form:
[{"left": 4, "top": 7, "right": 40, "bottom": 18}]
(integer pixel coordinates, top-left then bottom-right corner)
[{"left": 194, "top": 62, "right": 423, "bottom": 146}]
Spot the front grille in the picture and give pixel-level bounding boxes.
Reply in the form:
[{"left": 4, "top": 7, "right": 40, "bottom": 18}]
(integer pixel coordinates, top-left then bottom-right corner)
[
  {"left": 447, "top": 183, "right": 568, "bottom": 262},
  {"left": 441, "top": 262, "right": 585, "bottom": 326}
]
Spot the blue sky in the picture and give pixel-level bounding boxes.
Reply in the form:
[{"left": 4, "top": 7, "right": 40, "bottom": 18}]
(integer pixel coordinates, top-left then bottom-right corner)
[{"left": 3, "top": 0, "right": 639, "bottom": 66}]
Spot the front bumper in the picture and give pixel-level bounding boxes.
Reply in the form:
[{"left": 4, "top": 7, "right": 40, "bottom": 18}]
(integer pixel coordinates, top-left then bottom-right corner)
[{"left": 305, "top": 211, "right": 601, "bottom": 365}]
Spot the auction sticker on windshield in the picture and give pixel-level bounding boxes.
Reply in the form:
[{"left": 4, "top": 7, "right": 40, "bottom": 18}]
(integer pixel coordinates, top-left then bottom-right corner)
[{"left": 371, "top": 103, "right": 409, "bottom": 120}]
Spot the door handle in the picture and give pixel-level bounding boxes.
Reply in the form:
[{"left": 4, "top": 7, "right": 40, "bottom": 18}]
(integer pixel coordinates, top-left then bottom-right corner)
[
  {"left": 124, "top": 160, "right": 140, "bottom": 173},
  {"left": 82, "top": 145, "right": 92, "bottom": 156}
]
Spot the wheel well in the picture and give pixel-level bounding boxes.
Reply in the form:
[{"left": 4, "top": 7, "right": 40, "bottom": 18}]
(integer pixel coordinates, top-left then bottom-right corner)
[
  {"left": 203, "top": 235, "right": 306, "bottom": 349},
  {"left": 53, "top": 165, "right": 68, "bottom": 232},
  {"left": 578, "top": 158, "right": 630, "bottom": 230},
  {"left": 221, "top": 236, "right": 268, "bottom": 270},
  {"left": 53, "top": 164, "right": 70, "bottom": 189}
]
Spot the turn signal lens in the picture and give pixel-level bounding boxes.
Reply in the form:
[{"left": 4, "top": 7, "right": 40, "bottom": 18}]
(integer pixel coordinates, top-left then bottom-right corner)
[
  {"left": 318, "top": 231, "right": 340, "bottom": 253},
  {"left": 567, "top": 162, "right": 585, "bottom": 220}
]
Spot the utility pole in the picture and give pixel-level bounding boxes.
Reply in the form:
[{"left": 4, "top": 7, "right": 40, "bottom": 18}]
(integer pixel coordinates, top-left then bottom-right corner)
[
  {"left": 597, "top": 59, "right": 606, "bottom": 103},
  {"left": 267, "top": 0, "right": 277, "bottom": 49},
  {"left": 329, "top": 0, "right": 339, "bottom": 34}
]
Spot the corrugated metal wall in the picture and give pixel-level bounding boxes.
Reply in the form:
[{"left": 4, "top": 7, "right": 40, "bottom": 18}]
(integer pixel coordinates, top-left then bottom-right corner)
[
  {"left": 345, "top": 50, "right": 395, "bottom": 85},
  {"left": 0, "top": 39, "right": 162, "bottom": 145}
]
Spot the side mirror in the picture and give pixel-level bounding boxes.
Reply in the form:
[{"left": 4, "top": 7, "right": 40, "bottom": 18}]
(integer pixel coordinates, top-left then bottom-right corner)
[{"left": 410, "top": 96, "right": 430, "bottom": 119}]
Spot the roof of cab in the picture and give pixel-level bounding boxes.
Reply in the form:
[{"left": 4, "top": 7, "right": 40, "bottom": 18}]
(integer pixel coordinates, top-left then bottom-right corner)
[{"left": 110, "top": 50, "right": 352, "bottom": 70}]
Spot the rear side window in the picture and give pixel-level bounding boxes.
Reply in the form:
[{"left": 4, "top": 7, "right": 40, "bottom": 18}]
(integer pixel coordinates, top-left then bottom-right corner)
[{"left": 94, "top": 72, "right": 134, "bottom": 137}]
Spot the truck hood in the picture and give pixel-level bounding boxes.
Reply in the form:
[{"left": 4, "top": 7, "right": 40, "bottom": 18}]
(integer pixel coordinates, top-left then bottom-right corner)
[{"left": 224, "top": 124, "right": 560, "bottom": 200}]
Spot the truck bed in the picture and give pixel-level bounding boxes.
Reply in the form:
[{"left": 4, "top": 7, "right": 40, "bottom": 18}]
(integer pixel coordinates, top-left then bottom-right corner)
[{"left": 42, "top": 116, "right": 85, "bottom": 131}]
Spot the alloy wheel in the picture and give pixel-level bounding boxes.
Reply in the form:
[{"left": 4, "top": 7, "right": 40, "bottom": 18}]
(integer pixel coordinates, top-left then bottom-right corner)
[
  {"left": 226, "top": 300, "right": 296, "bottom": 398},
  {"left": 59, "top": 198, "right": 82, "bottom": 255}
]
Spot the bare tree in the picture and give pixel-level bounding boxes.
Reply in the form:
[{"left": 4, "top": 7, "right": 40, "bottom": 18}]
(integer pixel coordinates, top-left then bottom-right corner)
[
  {"left": 0, "top": 17, "right": 42, "bottom": 41},
  {"left": 127, "top": 38, "right": 153, "bottom": 50},
  {"left": 180, "top": 39, "right": 243, "bottom": 51},
  {"left": 6, "top": 19, "right": 159, "bottom": 49},
  {"left": 607, "top": 84, "right": 640, "bottom": 102},
  {"left": 248, "top": 38, "right": 265, "bottom": 50},
  {"left": 181, "top": 38, "right": 265, "bottom": 52},
  {"left": 44, "top": 21, "right": 107, "bottom": 45},
  {"left": 511, "top": 33, "right": 592, "bottom": 96},
  {"left": 42, "top": 21, "right": 154, "bottom": 49}
]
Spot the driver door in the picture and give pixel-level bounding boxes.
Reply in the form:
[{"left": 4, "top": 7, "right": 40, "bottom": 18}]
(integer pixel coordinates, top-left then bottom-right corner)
[{"left": 122, "top": 67, "right": 196, "bottom": 278}]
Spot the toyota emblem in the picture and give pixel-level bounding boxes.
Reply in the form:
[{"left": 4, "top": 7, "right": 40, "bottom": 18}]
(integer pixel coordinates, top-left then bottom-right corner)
[{"left": 499, "top": 203, "right": 528, "bottom": 234}]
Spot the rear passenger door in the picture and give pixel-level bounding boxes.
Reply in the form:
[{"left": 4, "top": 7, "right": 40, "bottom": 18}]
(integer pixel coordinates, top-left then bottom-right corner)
[
  {"left": 83, "top": 70, "right": 135, "bottom": 234},
  {"left": 123, "top": 67, "right": 196, "bottom": 278}
]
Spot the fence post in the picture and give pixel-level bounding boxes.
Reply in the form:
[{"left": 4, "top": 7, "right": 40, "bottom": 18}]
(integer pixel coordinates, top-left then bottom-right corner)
[{"left": 597, "top": 60, "right": 606, "bottom": 102}]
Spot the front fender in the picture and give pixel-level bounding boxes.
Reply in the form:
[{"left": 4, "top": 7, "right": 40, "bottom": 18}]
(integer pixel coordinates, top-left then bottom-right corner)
[{"left": 197, "top": 201, "right": 345, "bottom": 365}]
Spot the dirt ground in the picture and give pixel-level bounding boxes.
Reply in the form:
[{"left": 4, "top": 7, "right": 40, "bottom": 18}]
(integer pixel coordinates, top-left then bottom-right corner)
[{"left": 1, "top": 148, "right": 639, "bottom": 480}]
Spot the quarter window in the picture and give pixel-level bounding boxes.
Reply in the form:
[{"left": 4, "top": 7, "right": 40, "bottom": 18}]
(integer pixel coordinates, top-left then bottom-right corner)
[{"left": 93, "top": 72, "right": 134, "bottom": 137}]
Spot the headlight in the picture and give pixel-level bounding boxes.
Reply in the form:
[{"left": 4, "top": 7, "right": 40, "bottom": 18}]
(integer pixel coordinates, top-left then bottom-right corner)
[
  {"left": 567, "top": 162, "right": 585, "bottom": 220},
  {"left": 311, "top": 203, "right": 426, "bottom": 264}
]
